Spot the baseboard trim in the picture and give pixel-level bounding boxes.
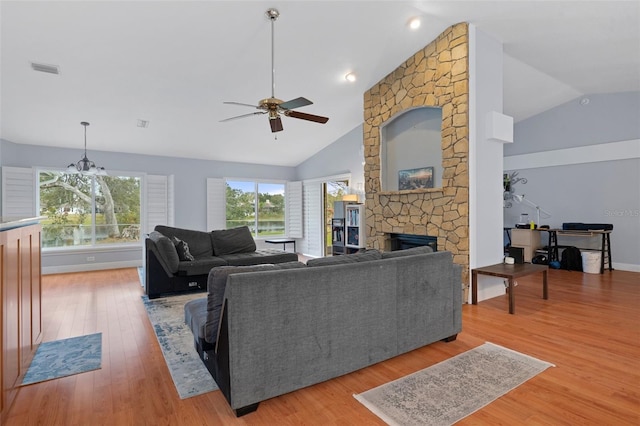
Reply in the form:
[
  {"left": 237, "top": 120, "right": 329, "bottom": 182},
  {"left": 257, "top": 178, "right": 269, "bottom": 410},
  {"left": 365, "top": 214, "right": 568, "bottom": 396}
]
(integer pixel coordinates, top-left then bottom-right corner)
[{"left": 43, "top": 260, "right": 142, "bottom": 275}]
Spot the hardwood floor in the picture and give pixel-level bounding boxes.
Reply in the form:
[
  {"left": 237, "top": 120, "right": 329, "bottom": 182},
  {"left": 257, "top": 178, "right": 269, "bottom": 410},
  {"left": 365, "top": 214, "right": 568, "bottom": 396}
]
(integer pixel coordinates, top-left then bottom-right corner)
[{"left": 5, "top": 268, "right": 639, "bottom": 425}]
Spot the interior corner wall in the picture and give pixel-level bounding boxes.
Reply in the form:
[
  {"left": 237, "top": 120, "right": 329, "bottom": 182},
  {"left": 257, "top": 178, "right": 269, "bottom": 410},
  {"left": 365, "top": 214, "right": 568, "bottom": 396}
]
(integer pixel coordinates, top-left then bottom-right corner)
[
  {"left": 469, "top": 25, "right": 507, "bottom": 302},
  {"left": 295, "top": 124, "right": 365, "bottom": 186},
  {"left": 504, "top": 92, "right": 640, "bottom": 271}
]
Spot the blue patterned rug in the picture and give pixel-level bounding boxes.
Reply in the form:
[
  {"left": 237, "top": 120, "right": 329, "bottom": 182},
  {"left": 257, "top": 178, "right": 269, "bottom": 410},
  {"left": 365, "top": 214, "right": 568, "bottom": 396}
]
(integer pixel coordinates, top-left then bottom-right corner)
[
  {"left": 141, "top": 294, "right": 218, "bottom": 399},
  {"left": 21, "top": 333, "right": 102, "bottom": 386}
]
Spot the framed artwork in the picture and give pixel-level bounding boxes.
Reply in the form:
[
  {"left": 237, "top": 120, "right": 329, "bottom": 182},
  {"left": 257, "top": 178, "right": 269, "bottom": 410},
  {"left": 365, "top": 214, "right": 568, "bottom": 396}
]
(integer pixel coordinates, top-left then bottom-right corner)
[{"left": 398, "top": 167, "right": 434, "bottom": 190}]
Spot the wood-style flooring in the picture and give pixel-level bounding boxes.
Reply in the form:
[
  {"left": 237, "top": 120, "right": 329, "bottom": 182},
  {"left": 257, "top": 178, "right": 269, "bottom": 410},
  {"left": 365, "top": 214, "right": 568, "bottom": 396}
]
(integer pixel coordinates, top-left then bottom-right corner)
[{"left": 4, "top": 267, "right": 639, "bottom": 425}]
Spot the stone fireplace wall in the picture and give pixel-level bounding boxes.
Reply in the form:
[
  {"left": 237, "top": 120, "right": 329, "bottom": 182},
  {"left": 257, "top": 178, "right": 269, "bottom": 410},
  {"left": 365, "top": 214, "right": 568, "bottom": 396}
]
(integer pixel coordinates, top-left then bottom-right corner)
[{"left": 363, "top": 23, "right": 469, "bottom": 285}]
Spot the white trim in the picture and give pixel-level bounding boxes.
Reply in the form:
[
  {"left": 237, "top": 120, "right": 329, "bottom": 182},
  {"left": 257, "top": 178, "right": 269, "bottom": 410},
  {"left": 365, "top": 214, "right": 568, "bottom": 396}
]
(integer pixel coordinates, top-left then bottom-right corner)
[
  {"left": 613, "top": 262, "right": 640, "bottom": 273},
  {"left": 302, "top": 173, "right": 351, "bottom": 184},
  {"left": 504, "top": 139, "right": 640, "bottom": 171},
  {"left": 43, "top": 260, "right": 142, "bottom": 275}
]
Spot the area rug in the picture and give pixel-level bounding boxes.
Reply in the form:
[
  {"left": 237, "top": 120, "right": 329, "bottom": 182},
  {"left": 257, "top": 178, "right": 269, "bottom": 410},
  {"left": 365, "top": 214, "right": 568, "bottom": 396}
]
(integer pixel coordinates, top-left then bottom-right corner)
[
  {"left": 354, "top": 342, "right": 555, "bottom": 426},
  {"left": 141, "top": 293, "right": 218, "bottom": 399},
  {"left": 21, "top": 333, "right": 102, "bottom": 386}
]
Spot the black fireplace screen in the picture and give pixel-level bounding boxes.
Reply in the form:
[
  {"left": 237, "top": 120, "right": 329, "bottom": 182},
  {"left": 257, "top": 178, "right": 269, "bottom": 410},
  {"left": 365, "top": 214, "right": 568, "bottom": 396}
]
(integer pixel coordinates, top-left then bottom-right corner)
[{"left": 389, "top": 233, "right": 437, "bottom": 251}]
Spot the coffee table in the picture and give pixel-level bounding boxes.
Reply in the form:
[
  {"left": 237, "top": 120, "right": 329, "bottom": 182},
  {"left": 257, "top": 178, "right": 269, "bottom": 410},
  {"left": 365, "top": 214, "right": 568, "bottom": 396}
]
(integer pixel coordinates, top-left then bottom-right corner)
[{"left": 471, "top": 263, "right": 548, "bottom": 314}]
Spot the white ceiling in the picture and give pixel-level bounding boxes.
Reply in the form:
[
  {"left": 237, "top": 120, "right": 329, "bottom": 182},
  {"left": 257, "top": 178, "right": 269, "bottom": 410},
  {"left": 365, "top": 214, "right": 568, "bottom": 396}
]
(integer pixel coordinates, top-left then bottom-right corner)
[{"left": 1, "top": 1, "right": 639, "bottom": 167}]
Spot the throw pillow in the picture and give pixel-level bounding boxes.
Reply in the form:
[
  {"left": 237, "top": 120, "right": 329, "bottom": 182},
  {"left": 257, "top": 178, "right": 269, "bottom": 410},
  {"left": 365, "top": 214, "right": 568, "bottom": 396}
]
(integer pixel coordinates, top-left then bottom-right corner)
[{"left": 172, "top": 236, "right": 195, "bottom": 261}]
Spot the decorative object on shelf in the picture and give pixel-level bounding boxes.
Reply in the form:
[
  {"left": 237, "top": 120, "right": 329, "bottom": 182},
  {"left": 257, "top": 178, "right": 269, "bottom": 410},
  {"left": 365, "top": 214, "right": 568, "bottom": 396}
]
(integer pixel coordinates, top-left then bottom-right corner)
[
  {"left": 398, "top": 166, "right": 434, "bottom": 190},
  {"left": 66, "top": 121, "right": 107, "bottom": 175},
  {"left": 512, "top": 194, "right": 551, "bottom": 226},
  {"left": 503, "top": 171, "right": 526, "bottom": 208}
]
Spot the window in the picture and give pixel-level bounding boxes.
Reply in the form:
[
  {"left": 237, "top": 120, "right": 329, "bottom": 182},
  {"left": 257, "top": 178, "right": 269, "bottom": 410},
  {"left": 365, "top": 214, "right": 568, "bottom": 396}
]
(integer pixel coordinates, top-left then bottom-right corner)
[
  {"left": 38, "top": 170, "right": 141, "bottom": 248},
  {"left": 226, "top": 180, "right": 285, "bottom": 237}
]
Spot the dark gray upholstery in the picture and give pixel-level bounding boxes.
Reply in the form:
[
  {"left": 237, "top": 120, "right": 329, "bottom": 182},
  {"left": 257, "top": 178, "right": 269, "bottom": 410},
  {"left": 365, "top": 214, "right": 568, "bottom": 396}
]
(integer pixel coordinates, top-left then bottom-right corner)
[
  {"left": 210, "top": 226, "right": 256, "bottom": 255},
  {"left": 146, "top": 225, "right": 297, "bottom": 298},
  {"left": 185, "top": 249, "right": 462, "bottom": 413},
  {"left": 306, "top": 249, "right": 382, "bottom": 267},
  {"left": 184, "top": 297, "right": 208, "bottom": 341},
  {"left": 218, "top": 249, "right": 299, "bottom": 266},
  {"left": 148, "top": 231, "right": 180, "bottom": 273},
  {"left": 155, "top": 225, "right": 214, "bottom": 258},
  {"left": 381, "top": 245, "right": 433, "bottom": 258},
  {"left": 176, "top": 257, "right": 228, "bottom": 276},
  {"left": 205, "top": 264, "right": 278, "bottom": 344}
]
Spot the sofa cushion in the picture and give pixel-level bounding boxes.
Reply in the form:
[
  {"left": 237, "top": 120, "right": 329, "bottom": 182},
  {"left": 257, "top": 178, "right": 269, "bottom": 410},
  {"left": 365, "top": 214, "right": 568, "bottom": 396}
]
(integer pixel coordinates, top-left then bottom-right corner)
[
  {"left": 172, "top": 236, "right": 195, "bottom": 261},
  {"left": 381, "top": 245, "right": 434, "bottom": 259},
  {"left": 306, "top": 249, "right": 382, "bottom": 267},
  {"left": 148, "top": 231, "right": 180, "bottom": 273},
  {"left": 184, "top": 297, "right": 208, "bottom": 342},
  {"left": 155, "top": 225, "right": 214, "bottom": 258},
  {"left": 210, "top": 226, "right": 256, "bottom": 255},
  {"left": 205, "top": 264, "right": 277, "bottom": 344},
  {"left": 218, "top": 249, "right": 298, "bottom": 266},
  {"left": 176, "top": 257, "right": 228, "bottom": 276}
]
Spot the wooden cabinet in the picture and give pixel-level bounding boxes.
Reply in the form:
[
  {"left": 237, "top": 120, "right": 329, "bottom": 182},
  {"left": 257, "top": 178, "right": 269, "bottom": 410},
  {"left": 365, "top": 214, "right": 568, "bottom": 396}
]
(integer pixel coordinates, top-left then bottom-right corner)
[
  {"left": 0, "top": 223, "right": 42, "bottom": 423},
  {"left": 511, "top": 229, "right": 541, "bottom": 263}
]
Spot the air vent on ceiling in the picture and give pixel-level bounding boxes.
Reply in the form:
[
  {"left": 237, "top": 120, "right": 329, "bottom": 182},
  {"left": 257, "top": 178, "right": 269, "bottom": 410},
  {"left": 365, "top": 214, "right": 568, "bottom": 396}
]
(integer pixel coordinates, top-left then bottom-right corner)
[
  {"left": 137, "top": 119, "right": 150, "bottom": 128},
  {"left": 30, "top": 62, "right": 60, "bottom": 75}
]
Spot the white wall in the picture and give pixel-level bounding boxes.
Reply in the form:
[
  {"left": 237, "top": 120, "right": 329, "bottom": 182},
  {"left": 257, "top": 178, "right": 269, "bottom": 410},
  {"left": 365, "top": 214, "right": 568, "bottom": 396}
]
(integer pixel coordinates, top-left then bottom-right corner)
[{"left": 469, "top": 25, "right": 509, "bottom": 302}]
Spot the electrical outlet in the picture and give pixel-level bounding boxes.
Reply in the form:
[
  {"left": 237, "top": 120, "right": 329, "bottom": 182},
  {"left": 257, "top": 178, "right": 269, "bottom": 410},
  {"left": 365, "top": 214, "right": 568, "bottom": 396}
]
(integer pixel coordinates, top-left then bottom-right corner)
[{"left": 86, "top": 256, "right": 95, "bottom": 262}]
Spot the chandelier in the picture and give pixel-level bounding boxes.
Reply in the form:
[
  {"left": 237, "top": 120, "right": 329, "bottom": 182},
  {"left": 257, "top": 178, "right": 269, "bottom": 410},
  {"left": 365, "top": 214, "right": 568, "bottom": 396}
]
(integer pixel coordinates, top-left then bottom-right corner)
[{"left": 66, "top": 121, "right": 107, "bottom": 175}]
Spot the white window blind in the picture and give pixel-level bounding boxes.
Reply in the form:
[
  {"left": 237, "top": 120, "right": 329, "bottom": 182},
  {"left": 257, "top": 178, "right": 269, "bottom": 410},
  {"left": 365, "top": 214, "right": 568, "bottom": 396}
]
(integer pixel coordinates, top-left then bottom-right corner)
[
  {"left": 1, "top": 166, "right": 35, "bottom": 217},
  {"left": 301, "top": 182, "right": 323, "bottom": 257},
  {"left": 145, "top": 174, "right": 174, "bottom": 234},
  {"left": 285, "top": 181, "right": 303, "bottom": 238},
  {"left": 207, "top": 178, "right": 226, "bottom": 231}
]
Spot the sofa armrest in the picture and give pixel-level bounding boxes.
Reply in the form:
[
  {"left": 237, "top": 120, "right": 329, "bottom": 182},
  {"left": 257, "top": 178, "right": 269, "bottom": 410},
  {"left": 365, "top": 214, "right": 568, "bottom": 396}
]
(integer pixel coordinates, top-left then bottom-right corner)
[{"left": 148, "top": 231, "right": 179, "bottom": 273}]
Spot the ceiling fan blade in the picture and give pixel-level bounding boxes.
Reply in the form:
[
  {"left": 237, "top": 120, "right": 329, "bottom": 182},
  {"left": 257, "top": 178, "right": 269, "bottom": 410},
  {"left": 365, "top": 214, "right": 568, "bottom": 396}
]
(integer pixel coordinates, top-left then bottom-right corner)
[
  {"left": 220, "top": 111, "right": 266, "bottom": 122},
  {"left": 279, "top": 97, "right": 313, "bottom": 110},
  {"left": 223, "top": 101, "right": 260, "bottom": 108},
  {"left": 270, "top": 116, "right": 283, "bottom": 133},
  {"left": 286, "top": 110, "right": 329, "bottom": 124}
]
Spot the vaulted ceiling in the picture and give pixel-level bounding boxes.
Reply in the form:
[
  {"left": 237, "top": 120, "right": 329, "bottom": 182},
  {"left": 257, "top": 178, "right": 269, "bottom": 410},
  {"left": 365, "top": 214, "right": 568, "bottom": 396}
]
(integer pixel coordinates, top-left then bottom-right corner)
[{"left": 1, "top": 1, "right": 638, "bottom": 167}]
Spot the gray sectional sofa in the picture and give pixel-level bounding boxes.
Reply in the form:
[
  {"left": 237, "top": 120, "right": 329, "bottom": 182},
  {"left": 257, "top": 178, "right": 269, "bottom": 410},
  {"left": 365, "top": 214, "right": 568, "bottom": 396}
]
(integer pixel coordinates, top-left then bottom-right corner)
[
  {"left": 184, "top": 246, "right": 462, "bottom": 416},
  {"left": 145, "top": 225, "right": 298, "bottom": 298}
]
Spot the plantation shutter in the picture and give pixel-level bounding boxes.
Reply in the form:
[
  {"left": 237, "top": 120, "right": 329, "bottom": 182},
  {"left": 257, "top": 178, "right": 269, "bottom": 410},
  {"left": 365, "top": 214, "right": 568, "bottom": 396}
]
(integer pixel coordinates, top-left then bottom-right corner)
[
  {"left": 207, "top": 178, "right": 226, "bottom": 231},
  {"left": 301, "top": 181, "right": 323, "bottom": 257},
  {"left": 285, "top": 181, "right": 303, "bottom": 238},
  {"left": 1, "top": 166, "right": 35, "bottom": 216},
  {"left": 145, "top": 174, "right": 174, "bottom": 234}
]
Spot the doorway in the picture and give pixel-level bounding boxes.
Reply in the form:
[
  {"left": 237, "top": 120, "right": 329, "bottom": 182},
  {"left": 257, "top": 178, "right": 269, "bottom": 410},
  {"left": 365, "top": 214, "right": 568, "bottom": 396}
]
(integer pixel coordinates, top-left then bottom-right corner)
[{"left": 324, "top": 180, "right": 349, "bottom": 255}]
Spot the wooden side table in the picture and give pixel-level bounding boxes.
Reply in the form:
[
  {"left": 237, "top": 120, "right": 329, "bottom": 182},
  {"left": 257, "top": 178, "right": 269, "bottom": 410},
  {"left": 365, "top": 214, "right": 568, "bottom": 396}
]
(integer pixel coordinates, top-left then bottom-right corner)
[{"left": 472, "top": 263, "right": 548, "bottom": 314}]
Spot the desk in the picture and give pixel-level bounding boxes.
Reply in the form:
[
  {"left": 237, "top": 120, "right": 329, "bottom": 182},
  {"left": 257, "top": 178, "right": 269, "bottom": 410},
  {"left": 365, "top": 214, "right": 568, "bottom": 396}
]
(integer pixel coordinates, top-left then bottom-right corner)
[
  {"left": 265, "top": 238, "right": 296, "bottom": 252},
  {"left": 472, "top": 263, "right": 548, "bottom": 314},
  {"left": 542, "top": 229, "right": 612, "bottom": 273}
]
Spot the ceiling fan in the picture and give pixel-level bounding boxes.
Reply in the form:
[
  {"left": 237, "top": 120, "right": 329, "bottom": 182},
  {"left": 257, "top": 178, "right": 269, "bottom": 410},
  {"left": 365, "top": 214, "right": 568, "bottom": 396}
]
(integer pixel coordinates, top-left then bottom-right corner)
[{"left": 220, "top": 8, "right": 329, "bottom": 133}]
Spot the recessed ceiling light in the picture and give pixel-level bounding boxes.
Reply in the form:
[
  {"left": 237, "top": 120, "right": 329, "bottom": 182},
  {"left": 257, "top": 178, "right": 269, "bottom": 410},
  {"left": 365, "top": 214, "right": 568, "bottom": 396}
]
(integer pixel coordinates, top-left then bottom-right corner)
[
  {"left": 345, "top": 72, "right": 356, "bottom": 82},
  {"left": 408, "top": 17, "right": 421, "bottom": 30}
]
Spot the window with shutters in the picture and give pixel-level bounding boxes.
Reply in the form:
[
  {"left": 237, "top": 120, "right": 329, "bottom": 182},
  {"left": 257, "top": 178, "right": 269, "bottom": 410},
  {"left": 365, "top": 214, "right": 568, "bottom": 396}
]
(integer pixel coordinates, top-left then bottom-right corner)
[
  {"left": 38, "top": 170, "right": 141, "bottom": 248},
  {"left": 225, "top": 180, "right": 285, "bottom": 237}
]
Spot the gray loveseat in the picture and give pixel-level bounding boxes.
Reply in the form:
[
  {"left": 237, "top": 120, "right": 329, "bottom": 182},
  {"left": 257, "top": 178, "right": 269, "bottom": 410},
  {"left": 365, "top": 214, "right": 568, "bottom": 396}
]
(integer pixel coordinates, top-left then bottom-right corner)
[
  {"left": 184, "top": 246, "right": 462, "bottom": 416},
  {"left": 145, "top": 225, "right": 298, "bottom": 298}
]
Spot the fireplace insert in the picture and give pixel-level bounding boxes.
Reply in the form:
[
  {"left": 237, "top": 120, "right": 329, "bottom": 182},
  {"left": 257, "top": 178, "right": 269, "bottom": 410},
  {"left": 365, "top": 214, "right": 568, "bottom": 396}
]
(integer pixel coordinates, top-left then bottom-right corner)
[{"left": 389, "top": 233, "right": 437, "bottom": 251}]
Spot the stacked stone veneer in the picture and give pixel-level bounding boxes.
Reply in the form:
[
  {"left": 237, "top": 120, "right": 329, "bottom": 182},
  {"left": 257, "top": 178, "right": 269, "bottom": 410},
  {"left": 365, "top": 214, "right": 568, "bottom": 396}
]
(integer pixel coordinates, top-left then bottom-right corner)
[{"left": 363, "top": 22, "right": 470, "bottom": 285}]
